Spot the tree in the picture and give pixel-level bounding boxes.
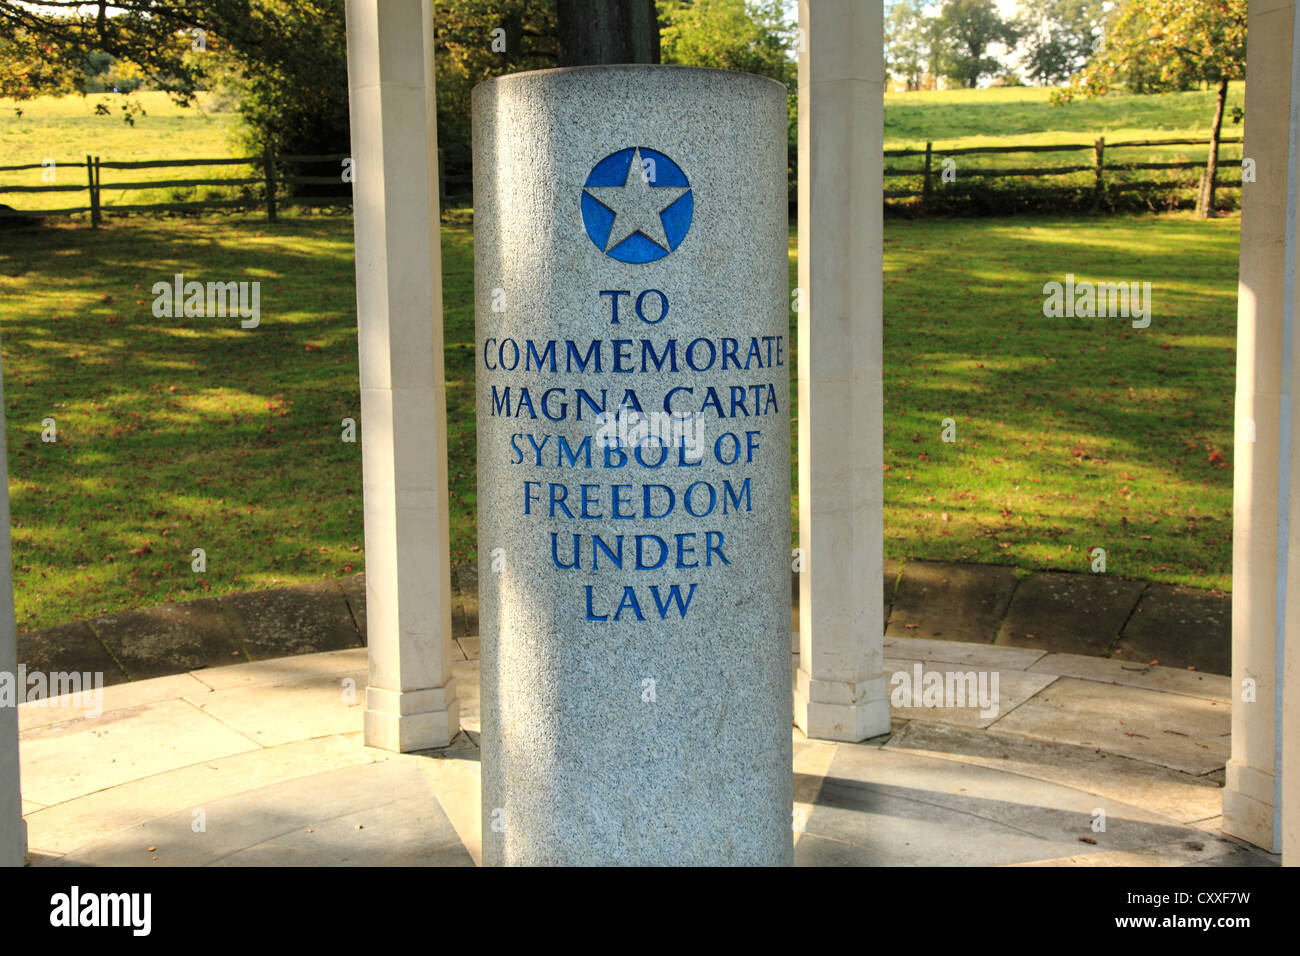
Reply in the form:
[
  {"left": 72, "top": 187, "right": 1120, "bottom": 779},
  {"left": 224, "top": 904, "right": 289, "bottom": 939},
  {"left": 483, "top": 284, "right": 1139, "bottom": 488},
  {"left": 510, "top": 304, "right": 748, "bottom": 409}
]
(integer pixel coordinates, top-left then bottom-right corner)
[
  {"left": 1014, "top": 0, "right": 1103, "bottom": 85},
  {"left": 937, "top": 0, "right": 1017, "bottom": 89},
  {"left": 885, "top": 0, "right": 930, "bottom": 91},
  {"left": 658, "top": 0, "right": 790, "bottom": 80},
  {"left": 558, "top": 0, "right": 658, "bottom": 65},
  {"left": 434, "top": 1, "right": 558, "bottom": 194},
  {"left": 1061, "top": 0, "right": 1247, "bottom": 217},
  {"left": 0, "top": 2, "right": 350, "bottom": 155}
]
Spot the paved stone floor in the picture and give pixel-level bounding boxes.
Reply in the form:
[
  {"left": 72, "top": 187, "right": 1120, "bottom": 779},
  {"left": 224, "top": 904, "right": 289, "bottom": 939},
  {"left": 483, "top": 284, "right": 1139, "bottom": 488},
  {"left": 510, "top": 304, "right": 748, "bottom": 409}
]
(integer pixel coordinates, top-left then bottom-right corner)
[{"left": 16, "top": 637, "right": 1273, "bottom": 866}]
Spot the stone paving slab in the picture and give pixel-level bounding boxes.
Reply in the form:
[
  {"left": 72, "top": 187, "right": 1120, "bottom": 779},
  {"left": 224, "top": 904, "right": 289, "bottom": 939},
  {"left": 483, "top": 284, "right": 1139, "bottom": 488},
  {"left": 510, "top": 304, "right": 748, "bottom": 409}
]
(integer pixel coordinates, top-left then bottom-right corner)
[
  {"left": 995, "top": 573, "right": 1146, "bottom": 657},
  {"left": 803, "top": 744, "right": 1197, "bottom": 866},
  {"left": 222, "top": 581, "right": 363, "bottom": 660},
  {"left": 792, "top": 832, "right": 876, "bottom": 866},
  {"left": 88, "top": 599, "right": 246, "bottom": 681},
  {"left": 1013, "top": 837, "right": 1246, "bottom": 867},
  {"left": 15, "top": 620, "right": 127, "bottom": 687},
  {"left": 1114, "top": 583, "right": 1230, "bottom": 674},
  {"left": 19, "top": 697, "right": 260, "bottom": 807},
  {"left": 883, "top": 657, "right": 1057, "bottom": 729},
  {"left": 211, "top": 774, "right": 471, "bottom": 867},
  {"left": 184, "top": 672, "right": 368, "bottom": 748},
  {"left": 51, "top": 759, "right": 470, "bottom": 867},
  {"left": 885, "top": 561, "right": 1020, "bottom": 643},
  {"left": 190, "top": 647, "right": 368, "bottom": 692},
  {"left": 414, "top": 734, "right": 483, "bottom": 865},
  {"left": 18, "top": 671, "right": 212, "bottom": 733},
  {"left": 24, "top": 735, "right": 372, "bottom": 856},
  {"left": 884, "top": 635, "right": 1046, "bottom": 671},
  {"left": 1027, "top": 652, "right": 1230, "bottom": 702},
  {"left": 990, "top": 678, "right": 1230, "bottom": 777},
  {"left": 454, "top": 659, "right": 480, "bottom": 735},
  {"left": 884, "top": 721, "right": 1224, "bottom": 824}
]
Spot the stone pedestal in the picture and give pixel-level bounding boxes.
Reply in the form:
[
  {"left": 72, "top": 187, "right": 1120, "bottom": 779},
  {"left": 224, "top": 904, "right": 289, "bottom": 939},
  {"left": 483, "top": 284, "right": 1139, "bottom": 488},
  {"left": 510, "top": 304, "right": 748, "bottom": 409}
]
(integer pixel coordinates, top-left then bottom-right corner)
[{"left": 473, "top": 65, "right": 792, "bottom": 865}]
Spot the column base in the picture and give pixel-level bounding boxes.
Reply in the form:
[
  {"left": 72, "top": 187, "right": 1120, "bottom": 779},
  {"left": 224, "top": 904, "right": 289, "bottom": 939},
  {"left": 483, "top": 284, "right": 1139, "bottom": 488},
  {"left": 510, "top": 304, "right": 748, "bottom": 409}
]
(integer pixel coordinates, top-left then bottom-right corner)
[
  {"left": 364, "top": 681, "right": 459, "bottom": 752},
  {"left": 793, "top": 668, "right": 890, "bottom": 742},
  {"left": 1222, "top": 759, "right": 1278, "bottom": 852}
]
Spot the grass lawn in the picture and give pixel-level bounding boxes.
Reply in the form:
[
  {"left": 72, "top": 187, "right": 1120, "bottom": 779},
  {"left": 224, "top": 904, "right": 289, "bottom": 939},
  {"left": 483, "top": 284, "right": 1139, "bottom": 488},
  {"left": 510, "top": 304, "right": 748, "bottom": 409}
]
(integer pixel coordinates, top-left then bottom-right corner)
[
  {"left": 871, "top": 213, "right": 1236, "bottom": 590},
  {"left": 0, "top": 92, "right": 246, "bottom": 213},
  {"left": 0, "top": 209, "right": 1235, "bottom": 632},
  {"left": 883, "top": 83, "right": 1246, "bottom": 153}
]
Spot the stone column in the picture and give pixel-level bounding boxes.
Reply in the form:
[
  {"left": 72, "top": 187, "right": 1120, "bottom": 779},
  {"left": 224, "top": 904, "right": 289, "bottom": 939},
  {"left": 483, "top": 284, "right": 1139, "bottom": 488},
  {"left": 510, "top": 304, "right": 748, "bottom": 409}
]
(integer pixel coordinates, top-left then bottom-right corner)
[
  {"left": 1227, "top": 0, "right": 1295, "bottom": 855},
  {"left": 344, "top": 0, "right": 458, "bottom": 752},
  {"left": 474, "top": 66, "right": 791, "bottom": 865},
  {"left": 1271, "top": 0, "right": 1300, "bottom": 865},
  {"left": 0, "top": 359, "right": 25, "bottom": 867},
  {"left": 793, "top": 0, "right": 890, "bottom": 742}
]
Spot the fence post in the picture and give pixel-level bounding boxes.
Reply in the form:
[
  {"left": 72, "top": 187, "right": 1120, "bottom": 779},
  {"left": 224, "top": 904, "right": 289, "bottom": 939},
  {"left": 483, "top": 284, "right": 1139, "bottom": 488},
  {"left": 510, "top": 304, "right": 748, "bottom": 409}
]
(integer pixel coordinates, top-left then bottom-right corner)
[
  {"left": 1093, "top": 136, "right": 1105, "bottom": 208},
  {"left": 263, "top": 147, "right": 278, "bottom": 222},
  {"left": 922, "top": 141, "right": 932, "bottom": 211},
  {"left": 437, "top": 147, "right": 446, "bottom": 207},
  {"left": 94, "top": 156, "right": 102, "bottom": 226},
  {"left": 86, "top": 154, "right": 100, "bottom": 229}
]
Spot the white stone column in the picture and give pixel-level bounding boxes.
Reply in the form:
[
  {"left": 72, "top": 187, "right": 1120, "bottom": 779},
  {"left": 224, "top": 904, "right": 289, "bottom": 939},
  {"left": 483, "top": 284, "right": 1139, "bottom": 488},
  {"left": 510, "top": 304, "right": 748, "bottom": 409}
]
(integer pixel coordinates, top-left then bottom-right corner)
[
  {"left": 793, "top": 0, "right": 890, "bottom": 741},
  {"left": 0, "top": 358, "right": 26, "bottom": 866},
  {"left": 345, "top": 0, "right": 458, "bottom": 751},
  {"left": 1229, "top": 0, "right": 1299, "bottom": 857},
  {"left": 1275, "top": 0, "right": 1300, "bottom": 866}
]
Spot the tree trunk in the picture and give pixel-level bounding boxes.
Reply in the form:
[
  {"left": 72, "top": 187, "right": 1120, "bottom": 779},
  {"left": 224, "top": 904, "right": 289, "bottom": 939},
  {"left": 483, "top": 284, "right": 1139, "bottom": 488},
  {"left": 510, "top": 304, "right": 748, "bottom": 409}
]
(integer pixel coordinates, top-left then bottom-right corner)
[
  {"left": 1197, "top": 77, "right": 1229, "bottom": 219},
  {"left": 556, "top": 0, "right": 659, "bottom": 67}
]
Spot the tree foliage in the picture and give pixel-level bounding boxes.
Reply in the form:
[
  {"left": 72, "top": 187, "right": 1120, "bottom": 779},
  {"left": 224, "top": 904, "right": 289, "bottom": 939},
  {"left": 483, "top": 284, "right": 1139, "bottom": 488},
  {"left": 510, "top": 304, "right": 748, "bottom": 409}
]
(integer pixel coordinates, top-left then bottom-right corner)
[
  {"left": 1060, "top": 0, "right": 1247, "bottom": 99},
  {"left": 937, "top": 0, "right": 1017, "bottom": 89},
  {"left": 1014, "top": 0, "right": 1102, "bottom": 85},
  {"left": 886, "top": 0, "right": 934, "bottom": 91},
  {"left": 434, "top": 0, "right": 558, "bottom": 179},
  {"left": 657, "top": 0, "right": 791, "bottom": 82},
  {"left": 1056, "top": 0, "right": 1247, "bottom": 217}
]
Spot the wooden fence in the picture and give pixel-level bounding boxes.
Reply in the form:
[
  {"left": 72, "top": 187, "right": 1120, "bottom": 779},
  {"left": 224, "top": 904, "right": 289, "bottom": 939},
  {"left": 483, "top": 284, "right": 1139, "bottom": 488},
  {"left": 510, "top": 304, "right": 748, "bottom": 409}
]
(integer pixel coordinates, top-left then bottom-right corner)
[
  {"left": 0, "top": 148, "right": 475, "bottom": 226},
  {"left": 886, "top": 135, "right": 1245, "bottom": 209},
  {"left": 1, "top": 137, "right": 1242, "bottom": 223}
]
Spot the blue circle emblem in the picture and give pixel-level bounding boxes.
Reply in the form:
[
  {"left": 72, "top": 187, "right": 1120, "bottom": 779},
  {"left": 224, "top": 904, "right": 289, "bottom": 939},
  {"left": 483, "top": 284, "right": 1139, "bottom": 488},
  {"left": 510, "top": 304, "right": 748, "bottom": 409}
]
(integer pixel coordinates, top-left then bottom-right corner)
[{"left": 581, "top": 147, "right": 693, "bottom": 264}]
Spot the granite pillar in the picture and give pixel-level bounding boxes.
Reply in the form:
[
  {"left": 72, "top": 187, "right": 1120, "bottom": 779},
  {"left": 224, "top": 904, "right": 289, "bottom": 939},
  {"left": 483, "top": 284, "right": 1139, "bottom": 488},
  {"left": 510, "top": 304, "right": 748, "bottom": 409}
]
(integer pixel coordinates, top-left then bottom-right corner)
[{"left": 474, "top": 65, "right": 792, "bottom": 865}]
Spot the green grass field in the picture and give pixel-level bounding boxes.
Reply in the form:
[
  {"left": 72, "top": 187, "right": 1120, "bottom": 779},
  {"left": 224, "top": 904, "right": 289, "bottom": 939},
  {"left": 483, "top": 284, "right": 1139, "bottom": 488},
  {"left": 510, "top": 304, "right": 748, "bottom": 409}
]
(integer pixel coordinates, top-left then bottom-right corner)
[
  {"left": 883, "top": 82, "right": 1246, "bottom": 152},
  {"left": 0, "top": 208, "right": 1236, "bottom": 632},
  {"left": 1, "top": 91, "right": 245, "bottom": 212}
]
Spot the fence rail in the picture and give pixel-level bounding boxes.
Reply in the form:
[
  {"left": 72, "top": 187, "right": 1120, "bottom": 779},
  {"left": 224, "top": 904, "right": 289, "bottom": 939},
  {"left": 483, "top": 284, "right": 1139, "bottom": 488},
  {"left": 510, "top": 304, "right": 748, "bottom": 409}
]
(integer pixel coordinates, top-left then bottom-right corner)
[
  {"left": 890, "top": 135, "right": 1244, "bottom": 210},
  {"left": 0, "top": 149, "right": 360, "bottom": 225},
  {"left": 1, "top": 136, "right": 1244, "bottom": 224}
]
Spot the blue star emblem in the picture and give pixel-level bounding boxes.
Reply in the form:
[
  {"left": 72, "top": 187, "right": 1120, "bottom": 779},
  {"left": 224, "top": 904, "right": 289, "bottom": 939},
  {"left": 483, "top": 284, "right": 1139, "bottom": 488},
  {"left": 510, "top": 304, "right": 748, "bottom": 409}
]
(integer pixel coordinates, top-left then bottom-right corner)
[{"left": 581, "top": 147, "right": 693, "bottom": 264}]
